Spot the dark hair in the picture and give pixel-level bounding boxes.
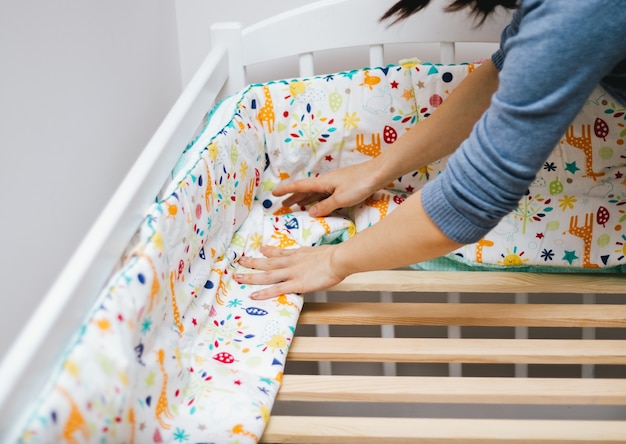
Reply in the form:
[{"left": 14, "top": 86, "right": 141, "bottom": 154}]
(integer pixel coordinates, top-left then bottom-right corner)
[{"left": 381, "top": 0, "right": 518, "bottom": 26}]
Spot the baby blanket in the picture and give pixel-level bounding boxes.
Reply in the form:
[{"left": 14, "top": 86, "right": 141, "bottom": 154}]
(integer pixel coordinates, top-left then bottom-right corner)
[{"left": 18, "top": 57, "right": 625, "bottom": 443}]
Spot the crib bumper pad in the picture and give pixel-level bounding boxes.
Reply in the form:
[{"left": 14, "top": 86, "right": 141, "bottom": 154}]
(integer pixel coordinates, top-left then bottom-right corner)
[{"left": 18, "top": 58, "right": 625, "bottom": 443}]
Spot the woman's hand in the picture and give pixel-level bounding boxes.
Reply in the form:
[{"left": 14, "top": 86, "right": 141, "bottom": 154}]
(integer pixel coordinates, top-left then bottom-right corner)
[
  {"left": 234, "top": 245, "right": 346, "bottom": 300},
  {"left": 274, "top": 160, "right": 385, "bottom": 217}
]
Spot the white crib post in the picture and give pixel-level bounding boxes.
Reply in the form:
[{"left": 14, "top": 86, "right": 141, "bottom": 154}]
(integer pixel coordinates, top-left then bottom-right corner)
[
  {"left": 369, "top": 44, "right": 385, "bottom": 67},
  {"left": 210, "top": 22, "right": 246, "bottom": 96},
  {"left": 298, "top": 52, "right": 315, "bottom": 78},
  {"left": 440, "top": 41, "right": 456, "bottom": 64}
]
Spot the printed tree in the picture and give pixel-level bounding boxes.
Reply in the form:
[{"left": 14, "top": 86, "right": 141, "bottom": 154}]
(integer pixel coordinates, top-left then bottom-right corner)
[{"left": 513, "top": 191, "right": 554, "bottom": 234}]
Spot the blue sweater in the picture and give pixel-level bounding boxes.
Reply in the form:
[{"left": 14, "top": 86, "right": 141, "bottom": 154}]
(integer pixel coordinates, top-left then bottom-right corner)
[{"left": 421, "top": 0, "right": 626, "bottom": 244}]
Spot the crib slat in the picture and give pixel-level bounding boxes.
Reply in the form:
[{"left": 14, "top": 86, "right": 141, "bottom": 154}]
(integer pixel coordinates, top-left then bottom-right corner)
[
  {"left": 278, "top": 375, "right": 626, "bottom": 405},
  {"left": 299, "top": 302, "right": 626, "bottom": 327},
  {"left": 261, "top": 416, "right": 626, "bottom": 443},
  {"left": 329, "top": 270, "right": 626, "bottom": 294},
  {"left": 288, "top": 337, "right": 626, "bottom": 364}
]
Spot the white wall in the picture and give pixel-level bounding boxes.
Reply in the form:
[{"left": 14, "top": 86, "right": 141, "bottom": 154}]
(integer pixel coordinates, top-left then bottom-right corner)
[
  {"left": 175, "top": 0, "right": 315, "bottom": 86},
  {"left": 0, "top": 1, "right": 181, "bottom": 356}
]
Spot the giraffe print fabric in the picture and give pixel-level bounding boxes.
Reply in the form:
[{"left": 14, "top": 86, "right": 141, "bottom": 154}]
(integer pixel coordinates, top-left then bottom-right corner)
[{"left": 18, "top": 58, "right": 626, "bottom": 443}]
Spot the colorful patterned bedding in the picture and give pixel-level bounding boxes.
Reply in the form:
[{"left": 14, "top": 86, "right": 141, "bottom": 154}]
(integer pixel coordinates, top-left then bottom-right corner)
[{"left": 18, "top": 58, "right": 626, "bottom": 443}]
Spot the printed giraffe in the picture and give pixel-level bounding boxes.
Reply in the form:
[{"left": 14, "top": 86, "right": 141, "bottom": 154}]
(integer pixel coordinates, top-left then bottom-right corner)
[
  {"left": 140, "top": 254, "right": 160, "bottom": 313},
  {"left": 315, "top": 217, "right": 331, "bottom": 234},
  {"left": 257, "top": 85, "right": 275, "bottom": 133},
  {"left": 128, "top": 407, "right": 136, "bottom": 444},
  {"left": 272, "top": 230, "right": 299, "bottom": 248},
  {"left": 273, "top": 205, "right": 293, "bottom": 216},
  {"left": 475, "top": 238, "right": 494, "bottom": 263},
  {"left": 209, "top": 266, "right": 229, "bottom": 305},
  {"left": 155, "top": 349, "right": 175, "bottom": 430},
  {"left": 275, "top": 294, "right": 300, "bottom": 310},
  {"left": 203, "top": 158, "right": 213, "bottom": 212},
  {"left": 231, "top": 424, "right": 259, "bottom": 442},
  {"left": 356, "top": 133, "right": 382, "bottom": 157},
  {"left": 565, "top": 124, "right": 605, "bottom": 181},
  {"left": 168, "top": 271, "right": 185, "bottom": 335},
  {"left": 365, "top": 193, "right": 391, "bottom": 219},
  {"left": 243, "top": 178, "right": 255, "bottom": 210},
  {"left": 568, "top": 213, "right": 600, "bottom": 268},
  {"left": 56, "top": 386, "right": 90, "bottom": 444}
]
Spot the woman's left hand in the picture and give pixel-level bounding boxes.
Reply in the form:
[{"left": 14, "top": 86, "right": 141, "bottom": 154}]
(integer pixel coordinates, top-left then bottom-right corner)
[{"left": 234, "top": 244, "right": 346, "bottom": 300}]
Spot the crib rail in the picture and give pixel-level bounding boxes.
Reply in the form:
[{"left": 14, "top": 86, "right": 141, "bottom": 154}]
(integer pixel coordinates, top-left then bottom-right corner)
[{"left": 264, "top": 270, "right": 626, "bottom": 443}]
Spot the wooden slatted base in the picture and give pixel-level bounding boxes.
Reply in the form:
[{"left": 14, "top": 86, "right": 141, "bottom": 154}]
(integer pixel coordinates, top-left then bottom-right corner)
[
  {"left": 263, "top": 270, "right": 626, "bottom": 444},
  {"left": 263, "top": 417, "right": 626, "bottom": 443},
  {"left": 288, "top": 337, "right": 626, "bottom": 364},
  {"left": 278, "top": 375, "right": 626, "bottom": 405}
]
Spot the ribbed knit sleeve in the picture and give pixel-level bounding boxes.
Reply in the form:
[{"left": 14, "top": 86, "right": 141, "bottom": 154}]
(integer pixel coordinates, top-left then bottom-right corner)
[{"left": 421, "top": 0, "right": 626, "bottom": 244}]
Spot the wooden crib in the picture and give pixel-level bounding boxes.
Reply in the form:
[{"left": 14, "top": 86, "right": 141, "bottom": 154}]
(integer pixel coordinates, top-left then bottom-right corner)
[{"left": 0, "top": 0, "right": 623, "bottom": 442}]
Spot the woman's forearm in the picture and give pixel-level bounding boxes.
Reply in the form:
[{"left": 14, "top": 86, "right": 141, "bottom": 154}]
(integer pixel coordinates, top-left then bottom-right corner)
[
  {"left": 371, "top": 60, "right": 499, "bottom": 186},
  {"left": 331, "top": 189, "right": 462, "bottom": 277}
]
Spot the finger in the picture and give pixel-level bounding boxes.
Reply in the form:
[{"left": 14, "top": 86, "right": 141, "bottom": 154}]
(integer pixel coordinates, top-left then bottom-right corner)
[
  {"left": 309, "top": 194, "right": 340, "bottom": 217},
  {"left": 282, "top": 192, "right": 325, "bottom": 208},
  {"left": 234, "top": 268, "right": 289, "bottom": 286},
  {"left": 250, "top": 282, "right": 302, "bottom": 300},
  {"left": 259, "top": 245, "right": 301, "bottom": 257},
  {"left": 273, "top": 177, "right": 329, "bottom": 197}
]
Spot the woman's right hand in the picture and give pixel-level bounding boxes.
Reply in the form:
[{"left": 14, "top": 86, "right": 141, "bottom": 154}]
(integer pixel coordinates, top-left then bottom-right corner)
[{"left": 273, "top": 160, "right": 386, "bottom": 217}]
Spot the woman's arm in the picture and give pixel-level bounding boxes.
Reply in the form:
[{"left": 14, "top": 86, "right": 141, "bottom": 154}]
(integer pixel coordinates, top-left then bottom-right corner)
[
  {"left": 235, "top": 188, "right": 459, "bottom": 300},
  {"left": 273, "top": 60, "right": 500, "bottom": 217},
  {"left": 373, "top": 59, "right": 499, "bottom": 184},
  {"left": 234, "top": 61, "right": 499, "bottom": 299}
]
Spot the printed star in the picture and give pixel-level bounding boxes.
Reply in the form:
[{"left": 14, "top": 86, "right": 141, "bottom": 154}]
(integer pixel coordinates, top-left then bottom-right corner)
[
  {"left": 405, "top": 185, "right": 414, "bottom": 193},
  {"left": 402, "top": 88, "right": 415, "bottom": 101},
  {"left": 234, "top": 379, "right": 242, "bottom": 385},
  {"left": 325, "top": 155, "right": 334, "bottom": 162},
  {"left": 536, "top": 232, "right": 544, "bottom": 239},
  {"left": 417, "top": 81, "right": 425, "bottom": 89},
  {"left": 564, "top": 161, "right": 580, "bottom": 174},
  {"left": 616, "top": 170, "right": 623, "bottom": 179},
  {"left": 262, "top": 177, "right": 277, "bottom": 191},
  {"left": 192, "top": 318, "right": 197, "bottom": 326},
  {"left": 562, "top": 250, "right": 579, "bottom": 265},
  {"left": 201, "top": 303, "right": 211, "bottom": 311},
  {"left": 390, "top": 80, "right": 399, "bottom": 89}
]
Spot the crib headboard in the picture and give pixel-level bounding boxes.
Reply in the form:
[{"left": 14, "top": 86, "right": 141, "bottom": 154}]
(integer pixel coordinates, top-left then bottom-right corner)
[
  {"left": 213, "top": 0, "right": 510, "bottom": 92},
  {"left": 0, "top": 0, "right": 514, "bottom": 440}
]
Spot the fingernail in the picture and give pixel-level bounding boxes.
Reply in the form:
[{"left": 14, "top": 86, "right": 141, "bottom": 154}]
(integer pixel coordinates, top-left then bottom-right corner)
[{"left": 250, "top": 293, "right": 259, "bottom": 299}]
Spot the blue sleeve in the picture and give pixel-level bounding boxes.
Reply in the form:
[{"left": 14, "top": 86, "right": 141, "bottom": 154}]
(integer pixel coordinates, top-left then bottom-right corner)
[{"left": 421, "top": 0, "right": 626, "bottom": 244}]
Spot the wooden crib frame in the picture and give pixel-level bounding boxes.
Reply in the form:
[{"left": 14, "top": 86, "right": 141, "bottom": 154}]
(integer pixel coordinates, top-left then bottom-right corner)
[{"left": 0, "top": 0, "right": 624, "bottom": 442}]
